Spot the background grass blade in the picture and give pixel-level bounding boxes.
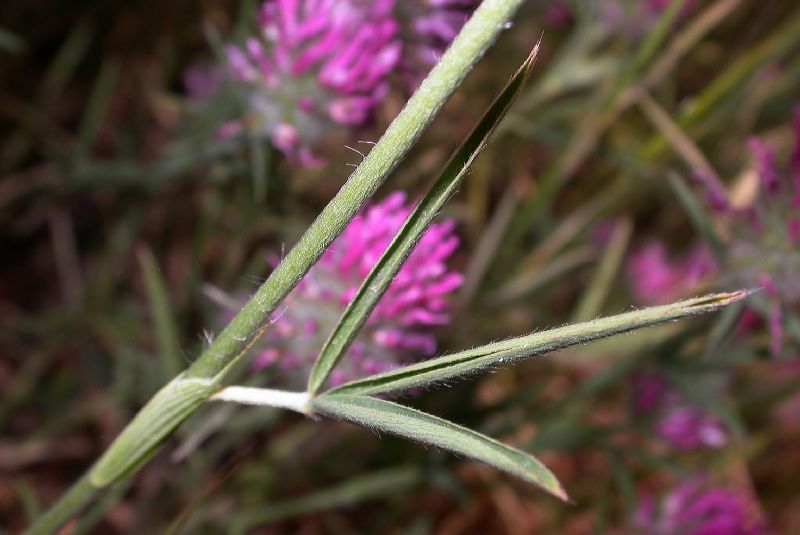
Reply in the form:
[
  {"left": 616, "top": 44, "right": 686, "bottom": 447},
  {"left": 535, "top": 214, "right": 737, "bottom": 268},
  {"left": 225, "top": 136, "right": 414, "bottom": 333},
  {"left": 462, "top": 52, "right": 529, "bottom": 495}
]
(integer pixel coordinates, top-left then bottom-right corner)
[
  {"left": 137, "top": 246, "right": 184, "bottom": 379},
  {"left": 306, "top": 42, "right": 541, "bottom": 394},
  {"left": 571, "top": 217, "right": 633, "bottom": 322},
  {"left": 666, "top": 171, "right": 724, "bottom": 258},
  {"left": 326, "top": 291, "right": 751, "bottom": 397},
  {"left": 312, "top": 394, "right": 568, "bottom": 501},
  {"left": 229, "top": 467, "right": 423, "bottom": 534}
]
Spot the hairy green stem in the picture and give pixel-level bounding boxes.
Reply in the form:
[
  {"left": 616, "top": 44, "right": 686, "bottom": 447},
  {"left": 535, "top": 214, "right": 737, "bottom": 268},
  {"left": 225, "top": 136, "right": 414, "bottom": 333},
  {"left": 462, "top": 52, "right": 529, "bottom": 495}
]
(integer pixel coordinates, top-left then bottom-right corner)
[{"left": 26, "top": 2, "right": 525, "bottom": 532}]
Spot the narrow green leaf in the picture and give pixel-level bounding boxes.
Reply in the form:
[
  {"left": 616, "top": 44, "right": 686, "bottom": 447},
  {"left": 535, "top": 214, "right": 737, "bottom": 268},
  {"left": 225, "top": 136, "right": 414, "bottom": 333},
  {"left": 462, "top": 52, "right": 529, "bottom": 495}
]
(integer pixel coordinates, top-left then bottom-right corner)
[
  {"left": 609, "top": 450, "right": 636, "bottom": 516},
  {"left": 137, "top": 247, "right": 184, "bottom": 379},
  {"left": 326, "top": 291, "right": 751, "bottom": 397},
  {"left": 77, "top": 60, "right": 119, "bottom": 160},
  {"left": 572, "top": 217, "right": 632, "bottom": 322},
  {"left": 666, "top": 172, "right": 723, "bottom": 257},
  {"left": 248, "top": 133, "right": 270, "bottom": 202},
  {"left": 312, "top": 394, "right": 568, "bottom": 501},
  {"left": 41, "top": 19, "right": 94, "bottom": 100},
  {"left": 703, "top": 299, "right": 745, "bottom": 357},
  {"left": 306, "top": 42, "right": 541, "bottom": 394}
]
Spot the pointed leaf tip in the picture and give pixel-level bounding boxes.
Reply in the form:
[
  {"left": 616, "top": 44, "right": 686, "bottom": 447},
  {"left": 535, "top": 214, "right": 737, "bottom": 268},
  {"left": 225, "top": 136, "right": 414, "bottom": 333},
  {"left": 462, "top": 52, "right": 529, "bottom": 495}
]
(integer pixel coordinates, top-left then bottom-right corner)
[
  {"left": 327, "top": 292, "right": 746, "bottom": 397},
  {"left": 685, "top": 289, "right": 754, "bottom": 311},
  {"left": 306, "top": 44, "right": 542, "bottom": 394},
  {"left": 313, "top": 394, "right": 569, "bottom": 501}
]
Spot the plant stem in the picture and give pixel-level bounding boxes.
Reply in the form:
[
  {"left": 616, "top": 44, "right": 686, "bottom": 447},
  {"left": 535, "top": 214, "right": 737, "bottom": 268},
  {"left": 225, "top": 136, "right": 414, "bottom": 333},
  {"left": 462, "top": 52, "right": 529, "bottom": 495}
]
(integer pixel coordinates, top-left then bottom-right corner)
[
  {"left": 26, "top": 2, "right": 525, "bottom": 532},
  {"left": 211, "top": 387, "right": 311, "bottom": 415},
  {"left": 25, "top": 475, "right": 98, "bottom": 535}
]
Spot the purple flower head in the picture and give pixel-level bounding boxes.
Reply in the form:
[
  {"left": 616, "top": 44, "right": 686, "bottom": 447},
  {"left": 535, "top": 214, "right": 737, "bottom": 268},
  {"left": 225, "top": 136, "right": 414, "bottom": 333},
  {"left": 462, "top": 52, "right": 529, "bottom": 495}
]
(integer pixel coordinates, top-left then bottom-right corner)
[
  {"left": 220, "top": 0, "right": 402, "bottom": 166},
  {"left": 626, "top": 108, "right": 800, "bottom": 355},
  {"left": 632, "top": 373, "right": 727, "bottom": 450},
  {"left": 252, "top": 192, "right": 463, "bottom": 388},
  {"left": 692, "top": 107, "right": 800, "bottom": 354},
  {"left": 190, "top": 1, "right": 474, "bottom": 166},
  {"left": 634, "top": 478, "right": 768, "bottom": 535}
]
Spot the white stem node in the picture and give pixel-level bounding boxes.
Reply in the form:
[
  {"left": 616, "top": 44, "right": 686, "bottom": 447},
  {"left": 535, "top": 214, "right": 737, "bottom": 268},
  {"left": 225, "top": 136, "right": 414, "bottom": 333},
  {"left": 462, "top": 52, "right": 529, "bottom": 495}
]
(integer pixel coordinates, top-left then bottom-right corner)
[{"left": 211, "top": 386, "right": 312, "bottom": 415}]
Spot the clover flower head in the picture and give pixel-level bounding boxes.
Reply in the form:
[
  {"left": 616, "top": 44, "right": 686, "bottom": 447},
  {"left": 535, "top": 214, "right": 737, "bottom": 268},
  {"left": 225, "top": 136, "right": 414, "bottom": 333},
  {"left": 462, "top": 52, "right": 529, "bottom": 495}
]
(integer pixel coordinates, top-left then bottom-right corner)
[
  {"left": 634, "top": 478, "right": 768, "bottom": 535},
  {"left": 222, "top": 0, "right": 402, "bottom": 166},
  {"left": 253, "top": 192, "right": 463, "bottom": 388},
  {"left": 693, "top": 106, "right": 800, "bottom": 354},
  {"left": 188, "top": 1, "right": 475, "bottom": 166},
  {"left": 633, "top": 373, "right": 727, "bottom": 450}
]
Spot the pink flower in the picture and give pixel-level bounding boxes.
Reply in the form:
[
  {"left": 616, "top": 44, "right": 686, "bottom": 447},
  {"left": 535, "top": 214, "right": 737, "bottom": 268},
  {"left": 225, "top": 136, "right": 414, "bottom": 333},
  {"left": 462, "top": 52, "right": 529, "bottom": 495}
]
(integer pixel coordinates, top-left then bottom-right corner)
[
  {"left": 627, "top": 242, "right": 717, "bottom": 305},
  {"left": 692, "top": 106, "right": 800, "bottom": 355},
  {"left": 191, "top": 1, "right": 475, "bottom": 167},
  {"left": 219, "top": 0, "right": 401, "bottom": 166},
  {"left": 634, "top": 478, "right": 768, "bottom": 535},
  {"left": 252, "top": 192, "right": 463, "bottom": 388},
  {"left": 633, "top": 373, "right": 727, "bottom": 450},
  {"left": 625, "top": 107, "right": 800, "bottom": 355}
]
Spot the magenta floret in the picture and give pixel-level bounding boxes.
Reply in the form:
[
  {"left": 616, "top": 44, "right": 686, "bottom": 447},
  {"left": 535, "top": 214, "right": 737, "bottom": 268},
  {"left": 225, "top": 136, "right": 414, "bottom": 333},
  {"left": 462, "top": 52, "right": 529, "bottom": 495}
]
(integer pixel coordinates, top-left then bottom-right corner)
[
  {"left": 253, "top": 192, "right": 463, "bottom": 387},
  {"left": 634, "top": 479, "right": 768, "bottom": 535}
]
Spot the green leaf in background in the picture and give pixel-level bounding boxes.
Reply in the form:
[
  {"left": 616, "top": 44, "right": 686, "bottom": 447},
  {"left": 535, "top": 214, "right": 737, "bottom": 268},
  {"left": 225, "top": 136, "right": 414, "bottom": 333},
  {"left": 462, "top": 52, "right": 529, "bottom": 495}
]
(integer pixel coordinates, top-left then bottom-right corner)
[
  {"left": 572, "top": 217, "right": 633, "bottom": 322},
  {"left": 326, "top": 291, "right": 750, "bottom": 397},
  {"left": 617, "top": 0, "right": 690, "bottom": 90},
  {"left": 312, "top": 394, "right": 568, "bottom": 501},
  {"left": 247, "top": 132, "right": 270, "bottom": 202},
  {"left": 0, "top": 27, "right": 25, "bottom": 53},
  {"left": 229, "top": 467, "right": 423, "bottom": 534},
  {"left": 306, "top": 41, "right": 541, "bottom": 395},
  {"left": 666, "top": 172, "right": 724, "bottom": 258},
  {"left": 137, "top": 246, "right": 184, "bottom": 379},
  {"left": 76, "top": 59, "right": 119, "bottom": 161}
]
